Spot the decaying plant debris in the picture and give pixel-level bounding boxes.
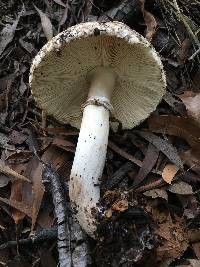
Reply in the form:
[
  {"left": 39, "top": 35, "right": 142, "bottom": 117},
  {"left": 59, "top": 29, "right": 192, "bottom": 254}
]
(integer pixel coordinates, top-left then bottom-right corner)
[{"left": 0, "top": 0, "right": 200, "bottom": 266}]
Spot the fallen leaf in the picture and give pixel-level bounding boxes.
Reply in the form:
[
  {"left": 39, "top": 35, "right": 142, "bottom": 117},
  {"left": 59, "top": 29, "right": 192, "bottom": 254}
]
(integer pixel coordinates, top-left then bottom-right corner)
[
  {"left": 0, "top": 196, "right": 32, "bottom": 217},
  {"left": 135, "top": 130, "right": 183, "bottom": 169},
  {"left": 139, "top": 0, "right": 157, "bottom": 41},
  {"left": 168, "top": 181, "right": 193, "bottom": 195},
  {"left": 19, "top": 38, "right": 35, "bottom": 54},
  {"left": 132, "top": 143, "right": 159, "bottom": 187},
  {"left": 177, "top": 38, "right": 191, "bottom": 65},
  {"left": 10, "top": 181, "right": 26, "bottom": 223},
  {"left": 53, "top": 0, "right": 66, "bottom": 7},
  {"left": 59, "top": 3, "right": 70, "bottom": 26},
  {"left": 33, "top": 4, "right": 53, "bottom": 40},
  {"left": 52, "top": 137, "right": 75, "bottom": 147},
  {"left": 155, "top": 215, "right": 189, "bottom": 263},
  {"left": 0, "top": 132, "right": 15, "bottom": 150},
  {"left": 0, "top": 174, "right": 10, "bottom": 187},
  {"left": 162, "top": 164, "right": 179, "bottom": 184},
  {"left": 9, "top": 130, "right": 27, "bottom": 145},
  {"left": 19, "top": 76, "right": 27, "bottom": 95},
  {"left": 108, "top": 141, "right": 143, "bottom": 168},
  {"left": 52, "top": 137, "right": 75, "bottom": 152},
  {"left": 188, "top": 229, "right": 200, "bottom": 243},
  {"left": 6, "top": 150, "right": 33, "bottom": 162},
  {"left": 0, "top": 6, "right": 24, "bottom": 56},
  {"left": 180, "top": 149, "right": 200, "bottom": 175},
  {"left": 0, "top": 162, "right": 30, "bottom": 182},
  {"left": 163, "top": 91, "right": 186, "bottom": 116},
  {"left": 46, "top": 128, "right": 79, "bottom": 136},
  {"left": 25, "top": 157, "right": 44, "bottom": 231},
  {"left": 192, "top": 242, "right": 200, "bottom": 259},
  {"left": 148, "top": 115, "right": 200, "bottom": 147},
  {"left": 179, "top": 91, "right": 200, "bottom": 126},
  {"left": 143, "top": 188, "right": 168, "bottom": 200}
]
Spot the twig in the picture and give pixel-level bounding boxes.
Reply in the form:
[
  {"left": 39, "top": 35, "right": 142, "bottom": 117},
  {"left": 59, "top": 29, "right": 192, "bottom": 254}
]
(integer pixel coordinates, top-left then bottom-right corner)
[
  {"left": 172, "top": 0, "right": 200, "bottom": 48},
  {"left": 134, "top": 178, "right": 165, "bottom": 193},
  {"left": 189, "top": 47, "right": 200, "bottom": 60},
  {"left": 42, "top": 164, "right": 73, "bottom": 267},
  {"left": 42, "top": 111, "right": 47, "bottom": 128},
  {"left": 28, "top": 130, "right": 73, "bottom": 267},
  {"left": 0, "top": 163, "right": 31, "bottom": 182},
  {"left": 0, "top": 227, "right": 57, "bottom": 250}
]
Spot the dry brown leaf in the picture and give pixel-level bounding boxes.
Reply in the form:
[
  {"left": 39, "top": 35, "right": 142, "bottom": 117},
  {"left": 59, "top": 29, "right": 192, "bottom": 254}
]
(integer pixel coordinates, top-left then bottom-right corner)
[
  {"left": 5, "top": 150, "right": 33, "bottom": 162},
  {"left": 34, "top": 4, "right": 53, "bottom": 40},
  {"left": 52, "top": 137, "right": 75, "bottom": 147},
  {"left": 148, "top": 115, "right": 200, "bottom": 147},
  {"left": 133, "top": 143, "right": 159, "bottom": 187},
  {"left": 179, "top": 91, "right": 200, "bottom": 126},
  {"left": 108, "top": 141, "right": 143, "bottom": 168},
  {"left": 139, "top": 0, "right": 157, "bottom": 41},
  {"left": 0, "top": 196, "right": 32, "bottom": 218},
  {"left": 27, "top": 157, "right": 44, "bottom": 231},
  {"left": 168, "top": 181, "right": 193, "bottom": 195},
  {"left": 9, "top": 130, "right": 27, "bottom": 145},
  {"left": 192, "top": 242, "right": 200, "bottom": 259},
  {"left": 19, "top": 38, "right": 35, "bottom": 54},
  {"left": 136, "top": 131, "right": 183, "bottom": 169},
  {"left": 180, "top": 149, "right": 200, "bottom": 175},
  {"left": 0, "top": 6, "right": 24, "bottom": 56},
  {"left": 10, "top": 181, "right": 26, "bottom": 223},
  {"left": 112, "top": 199, "right": 128, "bottom": 212},
  {"left": 0, "top": 132, "right": 15, "bottom": 150},
  {"left": 46, "top": 127, "right": 79, "bottom": 136},
  {"left": 143, "top": 189, "right": 168, "bottom": 201},
  {"left": 155, "top": 216, "right": 189, "bottom": 263},
  {"left": 162, "top": 164, "right": 179, "bottom": 184},
  {"left": 53, "top": 0, "right": 66, "bottom": 7},
  {"left": 177, "top": 38, "right": 191, "bottom": 65},
  {"left": 0, "top": 174, "right": 10, "bottom": 187}
]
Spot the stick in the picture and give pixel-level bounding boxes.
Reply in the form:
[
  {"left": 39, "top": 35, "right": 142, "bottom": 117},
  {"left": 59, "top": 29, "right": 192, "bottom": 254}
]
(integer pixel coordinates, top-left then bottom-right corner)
[
  {"left": 0, "top": 227, "right": 57, "bottom": 250},
  {"left": 28, "top": 129, "right": 73, "bottom": 267}
]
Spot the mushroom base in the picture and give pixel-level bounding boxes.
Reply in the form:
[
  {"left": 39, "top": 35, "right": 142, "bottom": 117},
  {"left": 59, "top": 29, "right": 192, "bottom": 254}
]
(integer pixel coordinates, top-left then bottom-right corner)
[{"left": 69, "top": 104, "right": 110, "bottom": 237}]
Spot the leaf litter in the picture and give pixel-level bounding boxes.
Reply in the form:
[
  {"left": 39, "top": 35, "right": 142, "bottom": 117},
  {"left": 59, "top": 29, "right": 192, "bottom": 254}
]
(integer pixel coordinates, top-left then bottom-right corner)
[{"left": 0, "top": 0, "right": 200, "bottom": 266}]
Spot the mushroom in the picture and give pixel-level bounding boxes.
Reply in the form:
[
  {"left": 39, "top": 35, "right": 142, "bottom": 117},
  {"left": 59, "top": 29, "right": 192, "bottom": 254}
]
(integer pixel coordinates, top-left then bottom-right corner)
[{"left": 29, "top": 21, "right": 166, "bottom": 238}]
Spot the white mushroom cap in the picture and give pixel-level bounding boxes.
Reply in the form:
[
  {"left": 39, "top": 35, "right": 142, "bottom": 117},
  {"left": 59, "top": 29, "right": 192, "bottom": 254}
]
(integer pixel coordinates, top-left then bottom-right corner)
[{"left": 29, "top": 21, "right": 166, "bottom": 129}]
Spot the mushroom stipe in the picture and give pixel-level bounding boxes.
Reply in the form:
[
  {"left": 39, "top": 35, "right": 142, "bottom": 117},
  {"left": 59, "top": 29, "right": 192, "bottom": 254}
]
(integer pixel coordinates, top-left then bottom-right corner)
[{"left": 29, "top": 21, "right": 166, "bottom": 238}]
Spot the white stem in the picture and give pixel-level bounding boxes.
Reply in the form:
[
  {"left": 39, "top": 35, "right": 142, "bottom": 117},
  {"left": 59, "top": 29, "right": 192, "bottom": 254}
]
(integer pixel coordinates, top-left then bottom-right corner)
[{"left": 69, "top": 67, "right": 116, "bottom": 238}]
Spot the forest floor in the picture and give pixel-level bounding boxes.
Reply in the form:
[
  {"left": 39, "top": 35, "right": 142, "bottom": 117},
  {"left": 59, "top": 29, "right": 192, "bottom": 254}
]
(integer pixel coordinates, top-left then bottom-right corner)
[{"left": 0, "top": 0, "right": 200, "bottom": 266}]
